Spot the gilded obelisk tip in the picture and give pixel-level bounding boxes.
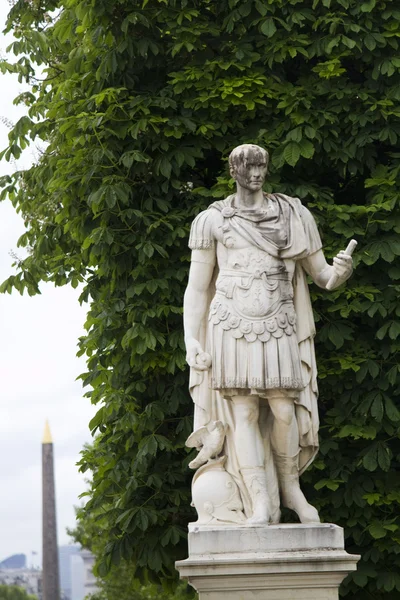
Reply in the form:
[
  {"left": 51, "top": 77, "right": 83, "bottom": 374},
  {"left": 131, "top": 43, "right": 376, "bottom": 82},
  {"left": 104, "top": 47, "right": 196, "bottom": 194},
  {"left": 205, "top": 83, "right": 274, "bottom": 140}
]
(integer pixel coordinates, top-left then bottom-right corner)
[{"left": 42, "top": 420, "right": 53, "bottom": 444}]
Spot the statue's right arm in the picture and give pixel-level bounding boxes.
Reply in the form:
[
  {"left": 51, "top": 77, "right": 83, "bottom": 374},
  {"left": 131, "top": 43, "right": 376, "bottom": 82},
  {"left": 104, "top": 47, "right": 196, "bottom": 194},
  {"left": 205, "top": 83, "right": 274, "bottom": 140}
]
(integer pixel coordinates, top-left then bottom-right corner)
[{"left": 184, "top": 250, "right": 216, "bottom": 370}]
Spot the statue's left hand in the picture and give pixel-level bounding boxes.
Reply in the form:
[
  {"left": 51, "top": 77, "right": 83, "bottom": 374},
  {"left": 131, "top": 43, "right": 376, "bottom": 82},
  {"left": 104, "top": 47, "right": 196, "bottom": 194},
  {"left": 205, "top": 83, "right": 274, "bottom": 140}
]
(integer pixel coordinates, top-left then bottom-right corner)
[{"left": 332, "top": 250, "right": 353, "bottom": 281}]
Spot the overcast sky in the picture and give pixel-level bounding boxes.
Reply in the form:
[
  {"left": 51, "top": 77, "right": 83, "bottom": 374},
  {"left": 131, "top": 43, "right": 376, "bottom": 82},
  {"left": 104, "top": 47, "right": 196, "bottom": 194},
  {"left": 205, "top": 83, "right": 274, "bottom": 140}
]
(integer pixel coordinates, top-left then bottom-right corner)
[{"left": 0, "top": 5, "right": 95, "bottom": 564}]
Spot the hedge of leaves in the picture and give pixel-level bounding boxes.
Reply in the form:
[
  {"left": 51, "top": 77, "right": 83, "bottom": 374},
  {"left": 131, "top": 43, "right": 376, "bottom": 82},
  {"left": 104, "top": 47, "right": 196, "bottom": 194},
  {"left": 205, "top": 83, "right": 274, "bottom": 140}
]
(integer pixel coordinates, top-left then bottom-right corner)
[
  {"left": 1, "top": 0, "right": 400, "bottom": 597},
  {"left": 0, "top": 586, "right": 37, "bottom": 600}
]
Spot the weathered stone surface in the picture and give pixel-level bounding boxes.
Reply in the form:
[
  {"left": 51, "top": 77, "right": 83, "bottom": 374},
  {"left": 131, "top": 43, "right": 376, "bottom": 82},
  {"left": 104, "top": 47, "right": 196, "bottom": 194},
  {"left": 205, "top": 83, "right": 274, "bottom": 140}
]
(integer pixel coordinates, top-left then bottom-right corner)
[
  {"left": 176, "top": 523, "right": 359, "bottom": 600},
  {"left": 187, "top": 523, "right": 345, "bottom": 556}
]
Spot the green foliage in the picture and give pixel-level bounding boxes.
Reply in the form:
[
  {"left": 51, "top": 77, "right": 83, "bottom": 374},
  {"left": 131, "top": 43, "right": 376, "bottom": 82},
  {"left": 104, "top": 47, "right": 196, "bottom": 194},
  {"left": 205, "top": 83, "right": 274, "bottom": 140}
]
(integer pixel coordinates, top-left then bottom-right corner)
[
  {"left": 0, "top": 586, "right": 36, "bottom": 600},
  {"left": 87, "top": 579, "right": 192, "bottom": 600},
  {"left": 70, "top": 505, "right": 193, "bottom": 600},
  {"left": 1, "top": 0, "right": 400, "bottom": 597}
]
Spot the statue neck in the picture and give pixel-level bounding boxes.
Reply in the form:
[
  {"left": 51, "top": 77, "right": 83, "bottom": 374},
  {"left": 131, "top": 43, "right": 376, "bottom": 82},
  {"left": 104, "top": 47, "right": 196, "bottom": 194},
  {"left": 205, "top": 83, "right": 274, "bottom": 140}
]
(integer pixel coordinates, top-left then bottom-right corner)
[{"left": 234, "top": 186, "right": 265, "bottom": 209}]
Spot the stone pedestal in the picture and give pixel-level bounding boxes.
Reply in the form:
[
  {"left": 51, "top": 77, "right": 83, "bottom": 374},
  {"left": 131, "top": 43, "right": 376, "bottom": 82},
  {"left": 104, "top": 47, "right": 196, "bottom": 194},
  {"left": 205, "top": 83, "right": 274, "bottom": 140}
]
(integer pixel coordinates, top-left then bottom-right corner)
[{"left": 176, "top": 523, "right": 359, "bottom": 600}]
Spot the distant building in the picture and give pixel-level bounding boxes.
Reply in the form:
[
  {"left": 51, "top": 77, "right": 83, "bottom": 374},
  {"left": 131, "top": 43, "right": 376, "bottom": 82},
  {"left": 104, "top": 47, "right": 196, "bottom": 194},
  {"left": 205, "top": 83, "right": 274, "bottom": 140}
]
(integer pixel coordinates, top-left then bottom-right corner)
[
  {"left": 80, "top": 550, "right": 99, "bottom": 597},
  {"left": 70, "top": 554, "right": 84, "bottom": 600},
  {"left": 58, "top": 546, "right": 84, "bottom": 600},
  {"left": 0, "top": 568, "right": 42, "bottom": 598},
  {"left": 0, "top": 555, "right": 27, "bottom": 570}
]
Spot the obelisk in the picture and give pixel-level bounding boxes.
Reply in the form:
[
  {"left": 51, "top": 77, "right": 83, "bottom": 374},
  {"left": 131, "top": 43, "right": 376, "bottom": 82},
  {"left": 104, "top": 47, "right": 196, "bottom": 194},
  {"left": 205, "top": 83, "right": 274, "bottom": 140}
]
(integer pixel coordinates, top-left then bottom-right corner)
[{"left": 42, "top": 421, "right": 60, "bottom": 600}]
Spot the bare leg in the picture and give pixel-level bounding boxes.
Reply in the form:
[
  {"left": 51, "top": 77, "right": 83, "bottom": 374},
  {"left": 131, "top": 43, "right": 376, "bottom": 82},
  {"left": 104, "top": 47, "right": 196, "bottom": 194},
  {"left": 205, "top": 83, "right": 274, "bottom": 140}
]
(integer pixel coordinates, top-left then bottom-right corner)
[
  {"left": 268, "top": 392, "right": 320, "bottom": 524},
  {"left": 231, "top": 395, "right": 269, "bottom": 524},
  {"left": 259, "top": 400, "right": 281, "bottom": 524},
  {"left": 268, "top": 395, "right": 298, "bottom": 457},
  {"left": 231, "top": 396, "right": 263, "bottom": 467}
]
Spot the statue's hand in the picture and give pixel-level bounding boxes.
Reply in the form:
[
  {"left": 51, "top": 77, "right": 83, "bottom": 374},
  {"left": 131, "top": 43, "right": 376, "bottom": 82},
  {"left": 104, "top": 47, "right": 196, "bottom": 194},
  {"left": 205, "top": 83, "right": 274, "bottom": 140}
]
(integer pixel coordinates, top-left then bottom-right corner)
[
  {"left": 185, "top": 338, "right": 211, "bottom": 371},
  {"left": 332, "top": 250, "right": 353, "bottom": 282}
]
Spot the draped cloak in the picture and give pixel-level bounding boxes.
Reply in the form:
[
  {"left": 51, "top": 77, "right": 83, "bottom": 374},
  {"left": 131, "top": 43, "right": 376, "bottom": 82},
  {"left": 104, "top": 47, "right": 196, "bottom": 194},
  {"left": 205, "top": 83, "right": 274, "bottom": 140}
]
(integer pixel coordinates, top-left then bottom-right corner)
[{"left": 188, "top": 193, "right": 321, "bottom": 521}]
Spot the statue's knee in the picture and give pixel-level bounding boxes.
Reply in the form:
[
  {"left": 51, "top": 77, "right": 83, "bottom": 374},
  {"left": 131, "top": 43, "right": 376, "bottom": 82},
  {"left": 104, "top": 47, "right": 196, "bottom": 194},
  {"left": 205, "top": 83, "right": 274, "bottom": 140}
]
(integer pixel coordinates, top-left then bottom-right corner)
[
  {"left": 271, "top": 402, "right": 294, "bottom": 426},
  {"left": 235, "top": 402, "right": 259, "bottom": 425}
]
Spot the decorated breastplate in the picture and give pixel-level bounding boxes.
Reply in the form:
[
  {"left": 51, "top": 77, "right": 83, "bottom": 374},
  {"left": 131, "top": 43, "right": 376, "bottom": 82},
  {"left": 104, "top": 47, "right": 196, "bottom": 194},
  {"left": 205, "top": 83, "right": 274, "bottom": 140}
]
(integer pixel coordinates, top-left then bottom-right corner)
[
  {"left": 211, "top": 247, "right": 296, "bottom": 343},
  {"left": 216, "top": 246, "right": 293, "bottom": 315}
]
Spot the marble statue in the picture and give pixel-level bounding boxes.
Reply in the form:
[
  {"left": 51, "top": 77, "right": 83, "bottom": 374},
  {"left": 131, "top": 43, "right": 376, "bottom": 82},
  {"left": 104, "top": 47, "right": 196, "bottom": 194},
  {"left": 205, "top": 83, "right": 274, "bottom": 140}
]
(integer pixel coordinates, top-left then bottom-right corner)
[{"left": 183, "top": 144, "right": 356, "bottom": 527}]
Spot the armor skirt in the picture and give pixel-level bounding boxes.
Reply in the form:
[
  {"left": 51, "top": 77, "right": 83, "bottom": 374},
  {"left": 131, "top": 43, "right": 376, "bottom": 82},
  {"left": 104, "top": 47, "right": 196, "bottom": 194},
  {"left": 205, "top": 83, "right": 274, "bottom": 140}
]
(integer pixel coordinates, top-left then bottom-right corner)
[{"left": 208, "top": 297, "right": 304, "bottom": 393}]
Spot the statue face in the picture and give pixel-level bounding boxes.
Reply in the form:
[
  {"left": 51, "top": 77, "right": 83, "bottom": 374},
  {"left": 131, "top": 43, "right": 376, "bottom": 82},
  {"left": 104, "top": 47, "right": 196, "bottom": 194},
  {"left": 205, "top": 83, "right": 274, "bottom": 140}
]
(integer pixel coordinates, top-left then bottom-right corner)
[{"left": 231, "top": 148, "right": 268, "bottom": 192}]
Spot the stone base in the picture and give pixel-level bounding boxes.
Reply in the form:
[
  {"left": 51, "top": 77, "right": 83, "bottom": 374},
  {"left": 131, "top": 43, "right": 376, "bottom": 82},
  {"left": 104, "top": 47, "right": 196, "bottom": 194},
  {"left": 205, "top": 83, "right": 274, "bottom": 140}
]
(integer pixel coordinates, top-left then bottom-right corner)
[{"left": 176, "top": 523, "right": 359, "bottom": 600}]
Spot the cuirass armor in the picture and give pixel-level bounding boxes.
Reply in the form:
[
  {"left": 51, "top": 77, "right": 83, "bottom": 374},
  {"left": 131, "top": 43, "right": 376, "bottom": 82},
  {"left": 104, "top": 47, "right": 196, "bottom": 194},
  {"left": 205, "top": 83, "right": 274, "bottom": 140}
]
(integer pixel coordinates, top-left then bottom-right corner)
[{"left": 210, "top": 246, "right": 296, "bottom": 344}]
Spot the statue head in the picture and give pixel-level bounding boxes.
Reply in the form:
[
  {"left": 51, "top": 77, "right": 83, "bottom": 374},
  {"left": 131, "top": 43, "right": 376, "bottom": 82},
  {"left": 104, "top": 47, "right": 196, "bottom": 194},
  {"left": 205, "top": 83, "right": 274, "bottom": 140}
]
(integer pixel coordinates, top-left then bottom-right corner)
[{"left": 229, "top": 144, "right": 269, "bottom": 193}]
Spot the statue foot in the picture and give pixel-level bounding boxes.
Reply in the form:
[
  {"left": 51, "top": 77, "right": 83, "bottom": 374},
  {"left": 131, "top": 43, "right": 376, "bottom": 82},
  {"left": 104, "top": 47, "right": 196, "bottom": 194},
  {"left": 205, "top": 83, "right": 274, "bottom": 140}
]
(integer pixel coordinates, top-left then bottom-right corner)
[
  {"left": 274, "top": 452, "right": 320, "bottom": 524},
  {"left": 281, "top": 486, "right": 320, "bottom": 524},
  {"left": 247, "top": 494, "right": 270, "bottom": 524},
  {"left": 269, "top": 507, "right": 281, "bottom": 525},
  {"left": 247, "top": 512, "right": 269, "bottom": 525}
]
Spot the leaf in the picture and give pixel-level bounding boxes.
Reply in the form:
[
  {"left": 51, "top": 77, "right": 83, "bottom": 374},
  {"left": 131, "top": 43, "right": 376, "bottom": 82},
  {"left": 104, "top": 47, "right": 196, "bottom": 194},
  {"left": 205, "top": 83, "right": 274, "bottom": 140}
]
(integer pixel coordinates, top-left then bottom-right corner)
[
  {"left": 255, "top": 0, "right": 268, "bottom": 16},
  {"left": 136, "top": 508, "right": 149, "bottom": 531},
  {"left": 376, "top": 322, "right": 390, "bottom": 340},
  {"left": 260, "top": 18, "right": 277, "bottom": 37},
  {"left": 361, "top": 0, "right": 376, "bottom": 11},
  {"left": 381, "top": 573, "right": 396, "bottom": 592},
  {"left": 314, "top": 478, "right": 341, "bottom": 491},
  {"left": 159, "top": 157, "right": 172, "bottom": 178},
  {"left": 160, "top": 526, "right": 181, "bottom": 546},
  {"left": 89, "top": 407, "right": 105, "bottom": 433},
  {"left": 387, "top": 365, "right": 398, "bottom": 385},
  {"left": 367, "top": 360, "right": 379, "bottom": 378},
  {"left": 341, "top": 36, "right": 356, "bottom": 49},
  {"left": 377, "top": 444, "right": 391, "bottom": 471},
  {"left": 287, "top": 127, "right": 303, "bottom": 142},
  {"left": 363, "top": 493, "right": 381, "bottom": 506},
  {"left": 363, "top": 446, "right": 378, "bottom": 471},
  {"left": 389, "top": 321, "right": 400, "bottom": 339},
  {"left": 299, "top": 138, "right": 315, "bottom": 159},
  {"left": 326, "top": 36, "right": 340, "bottom": 53},
  {"left": 116, "top": 507, "right": 138, "bottom": 528},
  {"left": 365, "top": 34, "right": 376, "bottom": 51},
  {"left": 283, "top": 142, "right": 301, "bottom": 166},
  {"left": 142, "top": 242, "right": 154, "bottom": 258},
  {"left": 384, "top": 396, "right": 400, "bottom": 421},
  {"left": 369, "top": 523, "right": 386, "bottom": 539},
  {"left": 96, "top": 558, "right": 111, "bottom": 578},
  {"left": 371, "top": 396, "right": 384, "bottom": 421},
  {"left": 321, "top": 322, "right": 354, "bottom": 349},
  {"left": 138, "top": 435, "right": 157, "bottom": 457}
]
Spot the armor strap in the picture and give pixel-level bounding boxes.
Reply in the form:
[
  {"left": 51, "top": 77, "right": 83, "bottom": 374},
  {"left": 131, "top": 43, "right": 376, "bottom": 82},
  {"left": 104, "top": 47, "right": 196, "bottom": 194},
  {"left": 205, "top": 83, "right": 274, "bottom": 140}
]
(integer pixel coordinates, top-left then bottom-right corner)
[{"left": 219, "top": 268, "right": 289, "bottom": 280}]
